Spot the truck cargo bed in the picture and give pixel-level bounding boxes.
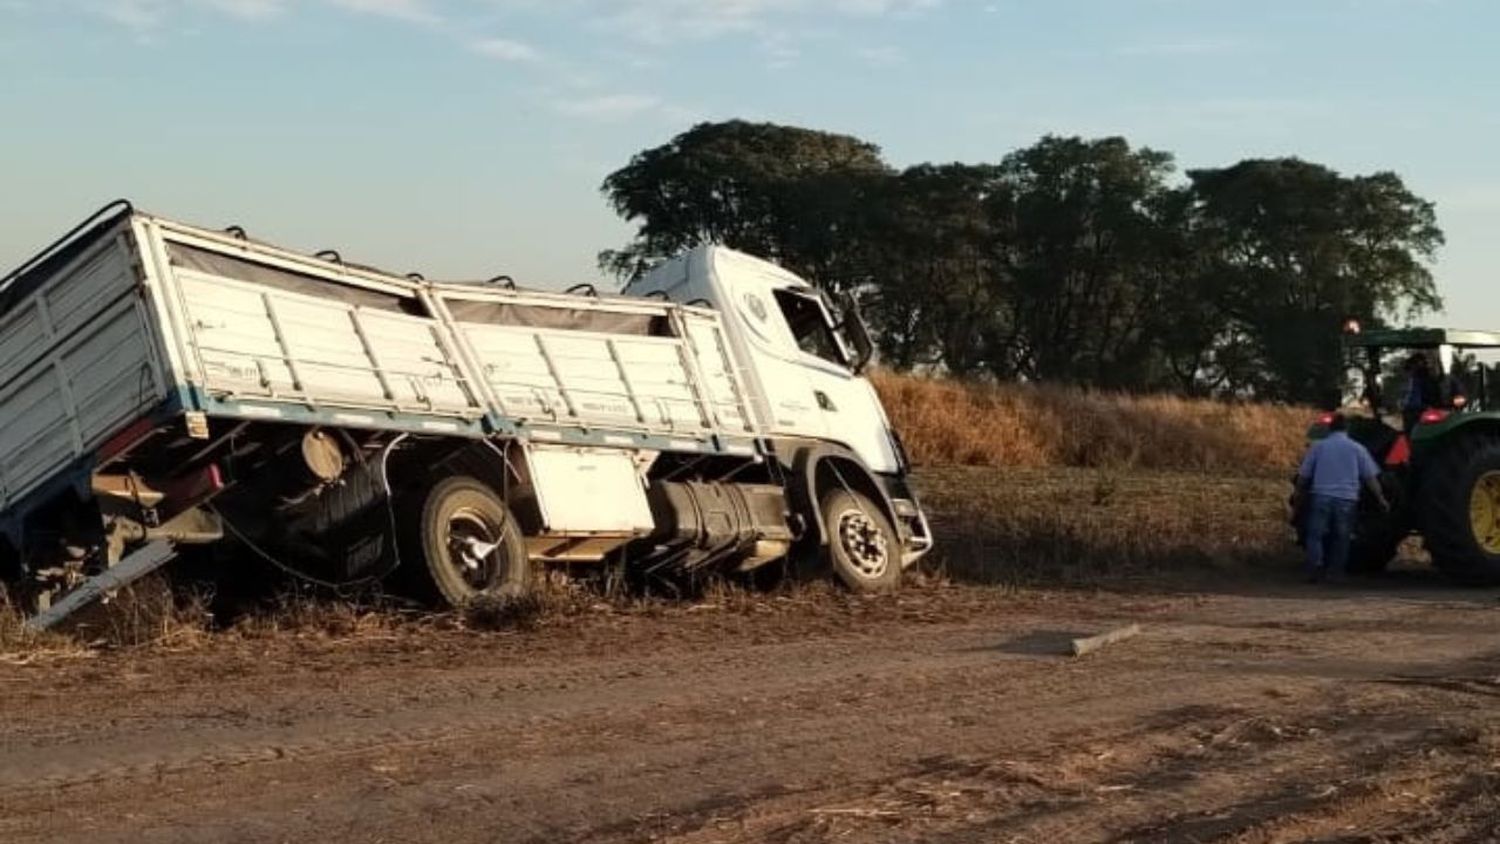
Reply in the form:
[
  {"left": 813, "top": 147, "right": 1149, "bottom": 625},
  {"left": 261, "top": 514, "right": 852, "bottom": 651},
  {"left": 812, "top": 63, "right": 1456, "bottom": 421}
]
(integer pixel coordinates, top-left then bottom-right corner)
[{"left": 0, "top": 203, "right": 761, "bottom": 520}]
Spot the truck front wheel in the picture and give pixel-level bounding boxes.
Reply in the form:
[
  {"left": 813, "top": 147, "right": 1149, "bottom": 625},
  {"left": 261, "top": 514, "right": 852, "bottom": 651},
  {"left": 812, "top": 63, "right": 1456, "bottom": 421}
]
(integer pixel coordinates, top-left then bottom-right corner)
[
  {"left": 405, "top": 476, "right": 532, "bottom": 607},
  {"left": 821, "top": 487, "right": 900, "bottom": 593}
]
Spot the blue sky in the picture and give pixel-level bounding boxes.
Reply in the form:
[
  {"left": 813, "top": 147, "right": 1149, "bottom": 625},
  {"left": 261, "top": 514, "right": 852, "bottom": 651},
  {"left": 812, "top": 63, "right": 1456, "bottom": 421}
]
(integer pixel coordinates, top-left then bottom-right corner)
[{"left": 2, "top": 0, "right": 1496, "bottom": 326}]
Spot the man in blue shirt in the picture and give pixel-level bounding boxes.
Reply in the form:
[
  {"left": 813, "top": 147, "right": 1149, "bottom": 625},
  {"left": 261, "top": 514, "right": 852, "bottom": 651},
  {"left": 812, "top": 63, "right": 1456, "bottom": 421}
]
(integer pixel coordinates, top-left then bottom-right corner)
[{"left": 1297, "top": 413, "right": 1390, "bottom": 582}]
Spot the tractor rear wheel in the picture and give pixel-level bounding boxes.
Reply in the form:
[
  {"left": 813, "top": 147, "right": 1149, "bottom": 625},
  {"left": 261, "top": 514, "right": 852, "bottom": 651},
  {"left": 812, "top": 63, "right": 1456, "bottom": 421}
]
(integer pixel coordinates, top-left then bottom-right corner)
[{"left": 1420, "top": 437, "right": 1500, "bottom": 585}]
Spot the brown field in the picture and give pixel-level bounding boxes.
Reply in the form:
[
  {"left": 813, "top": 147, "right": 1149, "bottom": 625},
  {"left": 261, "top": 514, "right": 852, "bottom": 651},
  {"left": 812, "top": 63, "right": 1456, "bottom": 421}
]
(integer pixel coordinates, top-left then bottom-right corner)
[
  {"left": 3, "top": 471, "right": 1500, "bottom": 842},
  {"left": 873, "top": 371, "right": 1310, "bottom": 473},
  {"left": 11, "top": 390, "right": 1500, "bottom": 843},
  {"left": 0, "top": 465, "right": 1296, "bottom": 654},
  {"left": 916, "top": 466, "right": 1290, "bottom": 586}
]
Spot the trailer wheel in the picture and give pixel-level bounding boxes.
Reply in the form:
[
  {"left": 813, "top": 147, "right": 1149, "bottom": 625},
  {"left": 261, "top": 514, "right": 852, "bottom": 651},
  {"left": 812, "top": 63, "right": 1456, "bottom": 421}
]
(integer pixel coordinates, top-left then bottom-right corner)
[
  {"left": 821, "top": 487, "right": 900, "bottom": 593},
  {"left": 407, "top": 476, "right": 531, "bottom": 607}
]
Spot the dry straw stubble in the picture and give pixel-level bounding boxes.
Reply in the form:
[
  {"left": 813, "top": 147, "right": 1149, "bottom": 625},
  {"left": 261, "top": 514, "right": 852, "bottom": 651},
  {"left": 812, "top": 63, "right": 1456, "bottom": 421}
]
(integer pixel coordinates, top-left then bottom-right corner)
[{"left": 873, "top": 372, "right": 1309, "bottom": 474}]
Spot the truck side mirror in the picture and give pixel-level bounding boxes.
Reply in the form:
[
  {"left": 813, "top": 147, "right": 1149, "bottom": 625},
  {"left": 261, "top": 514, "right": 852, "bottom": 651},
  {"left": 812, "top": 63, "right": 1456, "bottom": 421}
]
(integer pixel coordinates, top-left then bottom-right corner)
[{"left": 837, "top": 293, "right": 876, "bottom": 374}]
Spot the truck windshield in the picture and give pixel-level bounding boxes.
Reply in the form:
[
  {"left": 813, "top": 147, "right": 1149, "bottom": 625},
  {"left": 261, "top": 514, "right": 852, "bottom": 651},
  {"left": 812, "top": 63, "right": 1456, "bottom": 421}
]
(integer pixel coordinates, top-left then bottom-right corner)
[{"left": 773, "top": 289, "right": 846, "bottom": 366}]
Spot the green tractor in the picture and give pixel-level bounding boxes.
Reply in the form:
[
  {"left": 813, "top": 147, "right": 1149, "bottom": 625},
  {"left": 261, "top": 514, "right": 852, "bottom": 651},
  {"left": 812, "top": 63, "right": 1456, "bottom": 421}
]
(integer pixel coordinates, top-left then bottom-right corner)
[{"left": 1305, "top": 326, "right": 1500, "bottom": 583}]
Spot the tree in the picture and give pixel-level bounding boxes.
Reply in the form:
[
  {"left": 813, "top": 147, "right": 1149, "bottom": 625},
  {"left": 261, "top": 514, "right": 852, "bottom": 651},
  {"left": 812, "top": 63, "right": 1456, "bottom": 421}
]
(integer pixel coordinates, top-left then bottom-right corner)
[
  {"left": 1152, "top": 187, "right": 1268, "bottom": 397},
  {"left": 597, "top": 124, "right": 1446, "bottom": 403},
  {"left": 1188, "top": 159, "right": 1444, "bottom": 404},
  {"left": 987, "top": 136, "right": 1181, "bottom": 387},
  {"left": 598, "top": 120, "right": 890, "bottom": 286},
  {"left": 860, "top": 163, "right": 1010, "bottom": 374}
]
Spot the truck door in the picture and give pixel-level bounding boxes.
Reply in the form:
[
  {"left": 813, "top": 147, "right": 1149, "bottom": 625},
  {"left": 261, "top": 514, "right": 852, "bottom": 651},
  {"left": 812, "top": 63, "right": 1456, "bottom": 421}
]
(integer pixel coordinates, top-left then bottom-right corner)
[
  {"left": 768, "top": 288, "right": 900, "bottom": 474},
  {"left": 733, "top": 284, "right": 828, "bottom": 438}
]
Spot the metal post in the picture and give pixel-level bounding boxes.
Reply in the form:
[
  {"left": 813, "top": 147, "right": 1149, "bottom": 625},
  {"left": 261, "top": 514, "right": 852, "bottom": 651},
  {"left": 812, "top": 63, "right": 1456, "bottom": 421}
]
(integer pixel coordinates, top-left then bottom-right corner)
[
  {"left": 533, "top": 334, "right": 579, "bottom": 419},
  {"left": 605, "top": 338, "right": 648, "bottom": 424},
  {"left": 261, "top": 292, "right": 311, "bottom": 405},
  {"left": 25, "top": 541, "right": 178, "bottom": 632},
  {"left": 349, "top": 309, "right": 399, "bottom": 406}
]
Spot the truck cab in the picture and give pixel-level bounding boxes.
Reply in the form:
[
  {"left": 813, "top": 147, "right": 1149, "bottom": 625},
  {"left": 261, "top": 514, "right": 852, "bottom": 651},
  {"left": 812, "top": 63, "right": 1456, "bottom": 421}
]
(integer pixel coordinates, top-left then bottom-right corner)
[
  {"left": 626, "top": 247, "right": 892, "bottom": 468},
  {"left": 625, "top": 246, "right": 931, "bottom": 564}
]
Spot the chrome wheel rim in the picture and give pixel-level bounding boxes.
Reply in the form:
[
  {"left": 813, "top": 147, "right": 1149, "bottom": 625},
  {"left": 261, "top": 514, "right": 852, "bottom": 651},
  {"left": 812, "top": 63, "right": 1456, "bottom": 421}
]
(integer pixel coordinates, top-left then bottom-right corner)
[
  {"left": 445, "top": 507, "right": 504, "bottom": 590},
  {"left": 837, "top": 508, "right": 890, "bottom": 579}
]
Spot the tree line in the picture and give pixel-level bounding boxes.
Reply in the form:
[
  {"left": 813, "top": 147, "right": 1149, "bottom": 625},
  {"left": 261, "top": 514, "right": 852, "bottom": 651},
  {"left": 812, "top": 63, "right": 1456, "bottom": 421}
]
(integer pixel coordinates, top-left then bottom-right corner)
[{"left": 599, "top": 121, "right": 1444, "bottom": 405}]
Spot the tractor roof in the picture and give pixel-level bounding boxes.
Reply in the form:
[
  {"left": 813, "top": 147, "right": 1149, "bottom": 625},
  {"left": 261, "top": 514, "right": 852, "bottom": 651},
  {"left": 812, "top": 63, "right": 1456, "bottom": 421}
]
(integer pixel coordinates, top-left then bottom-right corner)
[{"left": 1344, "top": 327, "right": 1500, "bottom": 350}]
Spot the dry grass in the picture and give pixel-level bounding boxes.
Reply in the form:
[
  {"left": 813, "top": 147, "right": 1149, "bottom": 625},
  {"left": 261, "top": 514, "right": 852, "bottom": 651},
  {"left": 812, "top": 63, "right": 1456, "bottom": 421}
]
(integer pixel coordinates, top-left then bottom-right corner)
[
  {"left": 878, "top": 375, "right": 1306, "bottom": 584},
  {"left": 463, "top": 589, "right": 572, "bottom": 632},
  {"left": 915, "top": 466, "right": 1292, "bottom": 586},
  {"left": 0, "top": 587, "right": 96, "bottom": 664},
  {"left": 0, "top": 588, "right": 33, "bottom": 651},
  {"left": 0, "top": 463, "right": 1298, "bottom": 653},
  {"left": 0, "top": 379, "right": 1309, "bottom": 652},
  {"left": 226, "top": 590, "right": 421, "bottom": 639},
  {"left": 84, "top": 578, "right": 215, "bottom": 649},
  {"left": 874, "top": 372, "right": 1309, "bottom": 474}
]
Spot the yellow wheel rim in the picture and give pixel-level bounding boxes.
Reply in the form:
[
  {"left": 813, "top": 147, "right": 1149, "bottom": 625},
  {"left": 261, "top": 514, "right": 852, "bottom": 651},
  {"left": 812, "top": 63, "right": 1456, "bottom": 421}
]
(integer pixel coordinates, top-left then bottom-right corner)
[{"left": 1469, "top": 471, "right": 1500, "bottom": 554}]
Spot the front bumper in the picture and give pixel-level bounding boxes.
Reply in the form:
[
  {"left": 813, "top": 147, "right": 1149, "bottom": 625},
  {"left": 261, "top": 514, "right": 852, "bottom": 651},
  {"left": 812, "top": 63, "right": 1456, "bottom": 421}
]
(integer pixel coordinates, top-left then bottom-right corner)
[{"left": 879, "top": 474, "right": 934, "bottom": 568}]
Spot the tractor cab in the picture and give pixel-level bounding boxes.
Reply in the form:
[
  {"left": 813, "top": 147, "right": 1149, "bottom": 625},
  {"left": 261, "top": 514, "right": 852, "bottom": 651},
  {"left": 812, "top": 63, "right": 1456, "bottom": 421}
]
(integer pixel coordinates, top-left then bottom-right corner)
[
  {"left": 1331, "top": 324, "right": 1500, "bottom": 464},
  {"left": 1342, "top": 324, "right": 1500, "bottom": 416}
]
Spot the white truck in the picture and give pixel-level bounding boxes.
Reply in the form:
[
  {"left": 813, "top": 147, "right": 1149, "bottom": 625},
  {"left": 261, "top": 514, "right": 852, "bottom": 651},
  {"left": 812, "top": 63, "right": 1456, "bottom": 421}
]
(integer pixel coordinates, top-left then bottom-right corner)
[{"left": 0, "top": 201, "right": 932, "bottom": 626}]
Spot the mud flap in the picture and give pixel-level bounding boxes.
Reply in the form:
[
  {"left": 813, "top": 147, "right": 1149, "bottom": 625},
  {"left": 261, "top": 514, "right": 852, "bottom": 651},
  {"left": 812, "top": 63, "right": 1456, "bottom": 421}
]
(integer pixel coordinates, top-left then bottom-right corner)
[
  {"left": 223, "top": 439, "right": 404, "bottom": 587},
  {"left": 291, "top": 459, "right": 399, "bottom": 582}
]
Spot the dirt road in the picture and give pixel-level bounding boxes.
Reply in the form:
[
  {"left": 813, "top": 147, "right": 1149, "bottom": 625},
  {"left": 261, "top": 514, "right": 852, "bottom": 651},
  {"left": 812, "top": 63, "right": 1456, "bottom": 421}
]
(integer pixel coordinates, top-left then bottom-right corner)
[{"left": 3, "top": 575, "right": 1499, "bottom": 843}]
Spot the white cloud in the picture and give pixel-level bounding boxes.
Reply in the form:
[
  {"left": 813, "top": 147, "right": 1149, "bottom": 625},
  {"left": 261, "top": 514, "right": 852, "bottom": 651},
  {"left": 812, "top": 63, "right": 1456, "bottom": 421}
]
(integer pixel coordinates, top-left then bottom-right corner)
[
  {"left": 87, "top": 0, "right": 944, "bottom": 46},
  {"left": 91, "top": 0, "right": 444, "bottom": 31},
  {"left": 832, "top": 0, "right": 938, "bottom": 13},
  {"left": 596, "top": 0, "right": 941, "bottom": 44},
  {"left": 94, "top": 0, "right": 165, "bottom": 30},
  {"left": 553, "top": 93, "right": 662, "bottom": 121},
  {"left": 470, "top": 36, "right": 541, "bottom": 62},
  {"left": 1116, "top": 37, "right": 1249, "bottom": 58},
  {"left": 203, "top": 0, "right": 284, "bottom": 19},
  {"left": 325, "top": 0, "right": 438, "bottom": 23},
  {"left": 549, "top": 91, "right": 704, "bottom": 126},
  {"left": 759, "top": 30, "right": 800, "bottom": 69},
  {"left": 84, "top": 0, "right": 946, "bottom": 98},
  {"left": 89, "top": 0, "right": 285, "bottom": 31},
  {"left": 854, "top": 44, "right": 905, "bottom": 66}
]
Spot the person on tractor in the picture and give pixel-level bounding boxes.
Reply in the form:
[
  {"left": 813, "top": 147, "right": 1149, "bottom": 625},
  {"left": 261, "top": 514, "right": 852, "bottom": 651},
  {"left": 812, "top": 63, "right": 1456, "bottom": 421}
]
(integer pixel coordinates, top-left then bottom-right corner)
[
  {"left": 1296, "top": 412, "right": 1391, "bottom": 583},
  {"left": 1442, "top": 361, "right": 1470, "bottom": 409},
  {"left": 1401, "top": 353, "right": 1441, "bottom": 433}
]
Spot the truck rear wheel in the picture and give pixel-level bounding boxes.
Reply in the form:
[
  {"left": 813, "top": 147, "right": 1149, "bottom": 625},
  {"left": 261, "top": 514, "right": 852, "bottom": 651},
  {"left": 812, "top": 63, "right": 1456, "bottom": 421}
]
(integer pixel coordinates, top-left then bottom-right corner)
[
  {"left": 405, "top": 476, "right": 532, "bottom": 607},
  {"left": 1420, "top": 437, "right": 1500, "bottom": 585},
  {"left": 820, "top": 488, "right": 900, "bottom": 593}
]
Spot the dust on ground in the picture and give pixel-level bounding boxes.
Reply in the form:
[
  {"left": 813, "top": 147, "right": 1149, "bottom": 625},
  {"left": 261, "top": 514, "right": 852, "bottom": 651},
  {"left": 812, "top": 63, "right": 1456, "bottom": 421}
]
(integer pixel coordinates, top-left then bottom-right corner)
[{"left": 2, "top": 566, "right": 1499, "bottom": 843}]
